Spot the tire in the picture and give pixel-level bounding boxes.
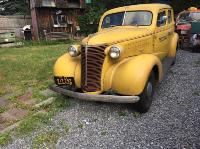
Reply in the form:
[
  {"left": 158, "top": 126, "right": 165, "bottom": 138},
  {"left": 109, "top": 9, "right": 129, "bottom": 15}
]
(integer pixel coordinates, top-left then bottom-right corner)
[
  {"left": 180, "top": 40, "right": 186, "bottom": 50},
  {"left": 135, "top": 71, "right": 156, "bottom": 113}
]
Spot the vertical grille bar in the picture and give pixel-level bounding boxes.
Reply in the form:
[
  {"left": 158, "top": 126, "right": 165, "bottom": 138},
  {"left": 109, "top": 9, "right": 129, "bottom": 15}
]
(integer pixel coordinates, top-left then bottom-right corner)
[{"left": 81, "top": 45, "right": 107, "bottom": 92}]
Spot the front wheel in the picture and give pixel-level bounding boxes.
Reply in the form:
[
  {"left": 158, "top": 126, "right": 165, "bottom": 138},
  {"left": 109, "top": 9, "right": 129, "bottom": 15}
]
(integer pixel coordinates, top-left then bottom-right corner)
[{"left": 135, "top": 71, "right": 156, "bottom": 113}]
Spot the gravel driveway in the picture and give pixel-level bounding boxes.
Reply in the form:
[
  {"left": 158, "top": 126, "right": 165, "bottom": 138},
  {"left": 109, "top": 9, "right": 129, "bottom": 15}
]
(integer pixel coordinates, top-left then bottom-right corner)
[{"left": 3, "top": 50, "right": 200, "bottom": 149}]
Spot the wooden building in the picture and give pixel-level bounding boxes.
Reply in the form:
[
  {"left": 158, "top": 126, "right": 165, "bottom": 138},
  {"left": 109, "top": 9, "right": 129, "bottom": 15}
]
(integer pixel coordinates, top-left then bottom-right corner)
[{"left": 30, "top": 0, "right": 85, "bottom": 40}]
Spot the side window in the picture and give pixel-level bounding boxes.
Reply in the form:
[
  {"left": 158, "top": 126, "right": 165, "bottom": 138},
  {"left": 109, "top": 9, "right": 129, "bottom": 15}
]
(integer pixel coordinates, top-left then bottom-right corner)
[
  {"left": 168, "top": 10, "right": 172, "bottom": 23},
  {"left": 157, "top": 11, "right": 167, "bottom": 27}
]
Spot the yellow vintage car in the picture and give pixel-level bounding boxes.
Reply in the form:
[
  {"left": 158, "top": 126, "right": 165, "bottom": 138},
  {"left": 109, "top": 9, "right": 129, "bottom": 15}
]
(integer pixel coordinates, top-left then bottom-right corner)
[{"left": 50, "top": 4, "right": 179, "bottom": 113}]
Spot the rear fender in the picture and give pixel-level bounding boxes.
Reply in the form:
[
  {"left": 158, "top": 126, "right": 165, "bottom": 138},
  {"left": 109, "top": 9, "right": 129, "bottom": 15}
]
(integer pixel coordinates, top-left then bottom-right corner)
[{"left": 168, "top": 33, "right": 179, "bottom": 57}]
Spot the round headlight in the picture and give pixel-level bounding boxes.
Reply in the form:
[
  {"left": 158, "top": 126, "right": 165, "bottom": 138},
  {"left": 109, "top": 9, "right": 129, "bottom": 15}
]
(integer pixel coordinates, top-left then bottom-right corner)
[
  {"left": 68, "top": 45, "right": 80, "bottom": 57},
  {"left": 109, "top": 46, "right": 121, "bottom": 59}
]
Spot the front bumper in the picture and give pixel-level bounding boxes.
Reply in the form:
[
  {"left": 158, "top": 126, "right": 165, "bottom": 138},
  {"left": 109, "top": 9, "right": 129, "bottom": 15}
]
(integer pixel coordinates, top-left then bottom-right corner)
[{"left": 50, "top": 85, "right": 140, "bottom": 104}]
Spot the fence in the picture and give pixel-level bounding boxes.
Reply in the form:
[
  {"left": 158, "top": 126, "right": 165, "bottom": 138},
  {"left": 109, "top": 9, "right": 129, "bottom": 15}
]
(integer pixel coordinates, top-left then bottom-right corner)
[{"left": 0, "top": 15, "right": 31, "bottom": 38}]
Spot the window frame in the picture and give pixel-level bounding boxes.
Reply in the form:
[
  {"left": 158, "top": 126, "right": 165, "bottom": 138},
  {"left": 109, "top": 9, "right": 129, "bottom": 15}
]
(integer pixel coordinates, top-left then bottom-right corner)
[
  {"left": 168, "top": 9, "right": 172, "bottom": 24},
  {"left": 157, "top": 10, "right": 167, "bottom": 27},
  {"left": 101, "top": 10, "right": 153, "bottom": 29}
]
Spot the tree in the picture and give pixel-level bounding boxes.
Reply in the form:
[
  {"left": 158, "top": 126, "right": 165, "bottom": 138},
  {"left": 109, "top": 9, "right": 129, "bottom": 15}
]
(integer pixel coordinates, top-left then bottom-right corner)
[
  {"left": 0, "top": 0, "right": 30, "bottom": 15},
  {"left": 78, "top": 0, "right": 149, "bottom": 35},
  {"left": 170, "top": 0, "right": 200, "bottom": 14}
]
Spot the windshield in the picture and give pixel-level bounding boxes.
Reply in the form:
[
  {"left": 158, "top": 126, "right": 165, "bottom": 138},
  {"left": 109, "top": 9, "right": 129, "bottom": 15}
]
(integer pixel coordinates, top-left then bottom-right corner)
[
  {"left": 179, "top": 12, "right": 200, "bottom": 22},
  {"left": 102, "top": 11, "right": 152, "bottom": 28}
]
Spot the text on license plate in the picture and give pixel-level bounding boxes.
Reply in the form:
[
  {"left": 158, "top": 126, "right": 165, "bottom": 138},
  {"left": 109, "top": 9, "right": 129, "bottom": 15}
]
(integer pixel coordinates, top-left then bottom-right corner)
[{"left": 54, "top": 76, "right": 75, "bottom": 86}]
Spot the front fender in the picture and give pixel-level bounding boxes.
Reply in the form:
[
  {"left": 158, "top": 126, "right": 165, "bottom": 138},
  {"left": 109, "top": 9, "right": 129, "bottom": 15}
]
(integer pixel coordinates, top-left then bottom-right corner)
[
  {"left": 54, "top": 54, "right": 81, "bottom": 88},
  {"left": 103, "top": 54, "right": 163, "bottom": 96}
]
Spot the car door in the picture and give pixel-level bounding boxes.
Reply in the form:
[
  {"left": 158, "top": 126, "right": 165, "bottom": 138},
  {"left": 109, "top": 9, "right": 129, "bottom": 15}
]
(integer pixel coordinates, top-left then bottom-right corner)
[{"left": 154, "top": 9, "right": 169, "bottom": 59}]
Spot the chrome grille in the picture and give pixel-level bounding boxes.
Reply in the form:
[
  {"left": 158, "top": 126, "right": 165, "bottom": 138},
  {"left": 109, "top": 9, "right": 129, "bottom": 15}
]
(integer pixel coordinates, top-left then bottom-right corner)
[{"left": 81, "top": 45, "right": 107, "bottom": 92}]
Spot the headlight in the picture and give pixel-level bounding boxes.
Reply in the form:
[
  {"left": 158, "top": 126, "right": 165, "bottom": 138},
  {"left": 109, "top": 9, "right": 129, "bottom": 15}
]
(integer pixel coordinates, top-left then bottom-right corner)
[
  {"left": 68, "top": 45, "right": 80, "bottom": 57},
  {"left": 109, "top": 46, "right": 121, "bottom": 59}
]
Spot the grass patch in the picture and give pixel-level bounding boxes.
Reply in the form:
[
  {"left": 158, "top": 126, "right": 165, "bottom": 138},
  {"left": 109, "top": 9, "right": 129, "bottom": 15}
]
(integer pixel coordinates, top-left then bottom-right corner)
[
  {"left": 0, "top": 133, "right": 12, "bottom": 146},
  {"left": 101, "top": 130, "right": 108, "bottom": 136},
  {"left": 0, "top": 43, "right": 71, "bottom": 97},
  {"left": 118, "top": 111, "right": 128, "bottom": 117},
  {"left": 169, "top": 69, "right": 176, "bottom": 74},
  {"left": 22, "top": 39, "right": 74, "bottom": 47},
  {"left": 0, "top": 106, "right": 6, "bottom": 114},
  {"left": 193, "top": 90, "right": 200, "bottom": 96},
  {"left": 78, "top": 121, "right": 83, "bottom": 129},
  {"left": 16, "top": 96, "right": 70, "bottom": 136},
  {"left": 132, "top": 112, "right": 141, "bottom": 118},
  {"left": 16, "top": 112, "right": 51, "bottom": 135},
  {"left": 195, "top": 59, "right": 200, "bottom": 67},
  {"left": 32, "top": 131, "right": 60, "bottom": 149},
  {"left": 0, "top": 41, "right": 74, "bottom": 147},
  {"left": 60, "top": 120, "right": 69, "bottom": 134}
]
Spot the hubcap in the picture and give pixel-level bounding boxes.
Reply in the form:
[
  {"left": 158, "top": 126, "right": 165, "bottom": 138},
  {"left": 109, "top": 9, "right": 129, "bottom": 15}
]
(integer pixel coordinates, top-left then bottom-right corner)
[{"left": 146, "top": 82, "right": 153, "bottom": 98}]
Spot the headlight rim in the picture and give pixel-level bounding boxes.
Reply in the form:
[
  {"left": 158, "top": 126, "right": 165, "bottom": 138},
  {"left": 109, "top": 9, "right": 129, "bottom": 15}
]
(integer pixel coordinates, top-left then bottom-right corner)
[
  {"left": 68, "top": 45, "right": 80, "bottom": 57},
  {"left": 109, "top": 46, "right": 121, "bottom": 59}
]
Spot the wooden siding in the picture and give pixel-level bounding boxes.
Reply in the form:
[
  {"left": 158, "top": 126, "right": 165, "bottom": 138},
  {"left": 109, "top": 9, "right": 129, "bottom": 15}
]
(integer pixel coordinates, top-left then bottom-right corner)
[
  {"left": 31, "top": 7, "right": 83, "bottom": 40},
  {"left": 30, "top": 0, "right": 85, "bottom": 9},
  {"left": 0, "top": 15, "right": 31, "bottom": 38}
]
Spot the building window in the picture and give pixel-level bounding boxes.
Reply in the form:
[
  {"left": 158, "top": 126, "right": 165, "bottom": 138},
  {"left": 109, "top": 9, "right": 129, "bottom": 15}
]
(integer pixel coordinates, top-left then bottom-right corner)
[
  {"left": 42, "top": 0, "right": 56, "bottom": 7},
  {"left": 53, "top": 15, "right": 68, "bottom": 27},
  {"left": 53, "top": 10, "right": 68, "bottom": 27}
]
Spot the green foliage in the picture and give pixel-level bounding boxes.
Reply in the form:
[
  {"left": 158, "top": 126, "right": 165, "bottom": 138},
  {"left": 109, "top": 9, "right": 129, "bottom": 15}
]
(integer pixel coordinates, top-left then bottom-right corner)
[
  {"left": 0, "top": 106, "right": 6, "bottom": 114},
  {"left": 78, "top": 0, "right": 143, "bottom": 35},
  {"left": 170, "top": 0, "right": 200, "bottom": 14},
  {"left": 78, "top": 1, "right": 106, "bottom": 35},
  {"left": 32, "top": 131, "right": 60, "bottom": 149},
  {"left": 0, "top": 133, "right": 12, "bottom": 146},
  {"left": 0, "top": 0, "right": 30, "bottom": 15}
]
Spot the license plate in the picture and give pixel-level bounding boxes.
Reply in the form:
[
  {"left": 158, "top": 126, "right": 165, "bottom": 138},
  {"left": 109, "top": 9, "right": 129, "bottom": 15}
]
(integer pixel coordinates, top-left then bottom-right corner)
[
  {"left": 54, "top": 76, "right": 75, "bottom": 86},
  {"left": 181, "top": 30, "right": 187, "bottom": 34}
]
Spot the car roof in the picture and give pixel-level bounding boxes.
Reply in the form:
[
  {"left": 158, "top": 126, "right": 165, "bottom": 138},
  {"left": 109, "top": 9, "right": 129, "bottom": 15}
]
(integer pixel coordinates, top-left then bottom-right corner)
[{"left": 104, "top": 3, "right": 172, "bottom": 15}]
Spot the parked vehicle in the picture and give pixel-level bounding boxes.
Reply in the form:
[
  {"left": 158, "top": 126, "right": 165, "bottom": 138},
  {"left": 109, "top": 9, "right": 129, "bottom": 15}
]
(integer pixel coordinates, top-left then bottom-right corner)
[
  {"left": 0, "top": 32, "right": 15, "bottom": 44},
  {"left": 51, "top": 4, "right": 179, "bottom": 113},
  {"left": 176, "top": 7, "right": 200, "bottom": 51}
]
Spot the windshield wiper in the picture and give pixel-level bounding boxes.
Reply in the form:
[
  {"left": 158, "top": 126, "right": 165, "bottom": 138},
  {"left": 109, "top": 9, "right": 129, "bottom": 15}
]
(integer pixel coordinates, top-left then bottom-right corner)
[{"left": 110, "top": 25, "right": 117, "bottom": 27}]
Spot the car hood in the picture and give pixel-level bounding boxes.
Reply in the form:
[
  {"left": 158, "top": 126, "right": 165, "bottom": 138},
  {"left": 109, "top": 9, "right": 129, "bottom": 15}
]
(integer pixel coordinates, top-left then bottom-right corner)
[{"left": 82, "top": 26, "right": 154, "bottom": 46}]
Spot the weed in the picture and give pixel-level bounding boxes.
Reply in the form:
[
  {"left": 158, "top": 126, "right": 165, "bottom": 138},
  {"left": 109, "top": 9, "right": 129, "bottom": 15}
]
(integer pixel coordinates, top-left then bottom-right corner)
[
  {"left": 0, "top": 133, "right": 12, "bottom": 146},
  {"left": 0, "top": 107, "right": 6, "bottom": 114},
  {"left": 169, "top": 69, "right": 176, "bottom": 74},
  {"left": 78, "top": 121, "right": 83, "bottom": 129},
  {"left": 132, "top": 112, "right": 141, "bottom": 118},
  {"left": 195, "top": 59, "right": 200, "bottom": 67},
  {"left": 193, "top": 90, "right": 200, "bottom": 96},
  {"left": 101, "top": 129, "right": 107, "bottom": 135},
  {"left": 118, "top": 111, "right": 128, "bottom": 117},
  {"left": 32, "top": 131, "right": 60, "bottom": 149},
  {"left": 60, "top": 120, "right": 69, "bottom": 134}
]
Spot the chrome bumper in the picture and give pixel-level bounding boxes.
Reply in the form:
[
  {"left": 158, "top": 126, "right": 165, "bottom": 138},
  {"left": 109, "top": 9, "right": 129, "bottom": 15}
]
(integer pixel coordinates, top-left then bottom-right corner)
[{"left": 49, "top": 85, "right": 140, "bottom": 104}]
